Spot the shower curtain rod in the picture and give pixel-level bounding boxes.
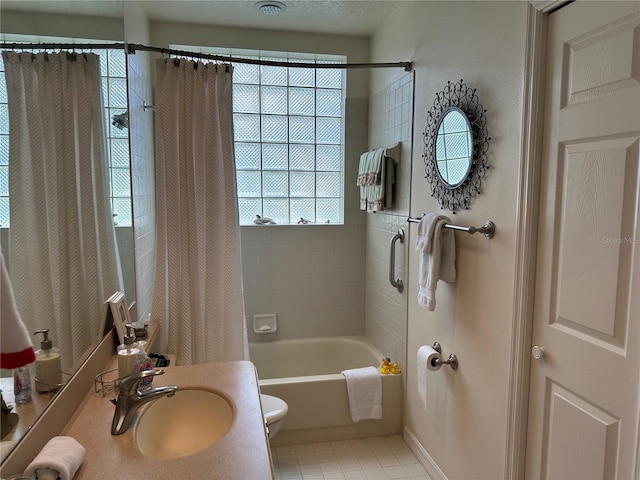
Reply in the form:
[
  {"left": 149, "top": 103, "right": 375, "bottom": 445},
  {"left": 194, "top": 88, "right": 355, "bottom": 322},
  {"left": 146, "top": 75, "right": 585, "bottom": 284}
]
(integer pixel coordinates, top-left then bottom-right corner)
[
  {"left": 127, "top": 43, "right": 413, "bottom": 72},
  {"left": 0, "top": 42, "right": 413, "bottom": 72}
]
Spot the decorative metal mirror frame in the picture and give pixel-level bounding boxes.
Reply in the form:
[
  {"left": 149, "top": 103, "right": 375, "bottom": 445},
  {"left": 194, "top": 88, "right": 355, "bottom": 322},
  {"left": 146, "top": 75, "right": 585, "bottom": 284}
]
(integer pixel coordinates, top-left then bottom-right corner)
[{"left": 423, "top": 79, "right": 490, "bottom": 213}]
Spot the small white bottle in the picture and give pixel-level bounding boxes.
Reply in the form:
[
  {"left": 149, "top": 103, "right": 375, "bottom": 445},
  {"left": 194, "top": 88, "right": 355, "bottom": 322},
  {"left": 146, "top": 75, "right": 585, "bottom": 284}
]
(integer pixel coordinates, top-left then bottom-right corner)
[
  {"left": 33, "top": 329, "right": 62, "bottom": 393},
  {"left": 117, "top": 325, "right": 140, "bottom": 378}
]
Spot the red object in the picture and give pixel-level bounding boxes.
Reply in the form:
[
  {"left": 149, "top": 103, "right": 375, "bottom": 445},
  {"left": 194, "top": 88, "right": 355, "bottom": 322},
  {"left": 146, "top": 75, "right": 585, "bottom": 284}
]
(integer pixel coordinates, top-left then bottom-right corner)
[{"left": 1, "top": 347, "right": 36, "bottom": 369}]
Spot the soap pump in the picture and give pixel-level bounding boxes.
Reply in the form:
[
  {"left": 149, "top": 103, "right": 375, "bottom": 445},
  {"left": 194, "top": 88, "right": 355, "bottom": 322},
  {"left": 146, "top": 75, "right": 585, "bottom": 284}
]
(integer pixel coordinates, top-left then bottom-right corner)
[
  {"left": 33, "top": 329, "right": 62, "bottom": 393},
  {"left": 117, "top": 324, "right": 140, "bottom": 378}
]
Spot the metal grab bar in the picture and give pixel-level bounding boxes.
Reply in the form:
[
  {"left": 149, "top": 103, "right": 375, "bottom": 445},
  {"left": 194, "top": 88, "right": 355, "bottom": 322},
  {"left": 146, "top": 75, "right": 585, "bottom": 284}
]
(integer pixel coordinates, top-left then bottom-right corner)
[{"left": 389, "top": 229, "right": 404, "bottom": 292}]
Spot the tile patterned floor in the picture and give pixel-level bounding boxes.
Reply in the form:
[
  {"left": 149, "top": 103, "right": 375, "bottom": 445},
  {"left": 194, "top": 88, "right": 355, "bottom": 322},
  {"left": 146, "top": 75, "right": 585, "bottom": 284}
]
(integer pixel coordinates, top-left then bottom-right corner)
[{"left": 271, "top": 435, "right": 431, "bottom": 480}]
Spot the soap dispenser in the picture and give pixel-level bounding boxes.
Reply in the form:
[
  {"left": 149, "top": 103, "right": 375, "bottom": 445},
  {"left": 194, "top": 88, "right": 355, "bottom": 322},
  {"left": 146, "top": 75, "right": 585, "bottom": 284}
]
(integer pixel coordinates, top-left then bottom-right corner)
[
  {"left": 33, "top": 329, "right": 62, "bottom": 393},
  {"left": 117, "top": 324, "right": 140, "bottom": 378}
]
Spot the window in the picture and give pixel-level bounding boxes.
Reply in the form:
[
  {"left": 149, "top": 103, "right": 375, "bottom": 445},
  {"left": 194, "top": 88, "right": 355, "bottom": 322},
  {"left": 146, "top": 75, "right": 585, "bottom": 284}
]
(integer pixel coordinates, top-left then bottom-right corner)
[
  {"left": 0, "top": 35, "right": 131, "bottom": 227},
  {"left": 174, "top": 46, "right": 346, "bottom": 225}
]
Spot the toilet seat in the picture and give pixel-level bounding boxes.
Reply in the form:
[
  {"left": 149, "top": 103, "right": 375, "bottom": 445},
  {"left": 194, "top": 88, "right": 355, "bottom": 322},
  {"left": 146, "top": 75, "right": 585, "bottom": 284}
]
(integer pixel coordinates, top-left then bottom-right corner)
[{"left": 260, "top": 394, "right": 288, "bottom": 424}]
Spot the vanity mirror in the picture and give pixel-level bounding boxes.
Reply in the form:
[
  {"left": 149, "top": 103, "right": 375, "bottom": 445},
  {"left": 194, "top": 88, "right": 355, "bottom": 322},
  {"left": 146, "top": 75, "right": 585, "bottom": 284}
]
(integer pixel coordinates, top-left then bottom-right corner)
[
  {"left": 0, "top": 0, "right": 127, "bottom": 463},
  {"left": 423, "top": 79, "right": 490, "bottom": 213}
]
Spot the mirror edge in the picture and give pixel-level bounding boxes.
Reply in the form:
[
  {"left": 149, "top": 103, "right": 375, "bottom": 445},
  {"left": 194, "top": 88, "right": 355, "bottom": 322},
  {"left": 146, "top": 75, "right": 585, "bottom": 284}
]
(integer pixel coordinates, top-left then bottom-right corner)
[{"left": 0, "top": 2, "right": 127, "bottom": 464}]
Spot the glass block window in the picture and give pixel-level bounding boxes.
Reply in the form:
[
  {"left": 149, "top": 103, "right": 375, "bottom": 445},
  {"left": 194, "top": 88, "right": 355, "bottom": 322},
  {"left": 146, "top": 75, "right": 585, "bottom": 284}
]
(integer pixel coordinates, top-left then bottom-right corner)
[
  {"left": 0, "top": 35, "right": 130, "bottom": 227},
  {"left": 173, "top": 45, "right": 346, "bottom": 225}
]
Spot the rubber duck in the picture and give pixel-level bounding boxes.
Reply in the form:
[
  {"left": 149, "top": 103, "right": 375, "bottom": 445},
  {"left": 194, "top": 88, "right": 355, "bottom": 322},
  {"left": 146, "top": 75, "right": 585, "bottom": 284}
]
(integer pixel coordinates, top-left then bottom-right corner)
[
  {"left": 380, "top": 357, "right": 392, "bottom": 375},
  {"left": 390, "top": 363, "right": 401, "bottom": 374}
]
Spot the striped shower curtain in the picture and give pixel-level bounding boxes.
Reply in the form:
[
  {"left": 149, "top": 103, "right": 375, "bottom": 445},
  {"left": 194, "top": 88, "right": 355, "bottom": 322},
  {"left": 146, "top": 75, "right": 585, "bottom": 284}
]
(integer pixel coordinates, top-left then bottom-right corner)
[
  {"left": 3, "top": 51, "right": 123, "bottom": 371},
  {"left": 151, "top": 58, "right": 247, "bottom": 365}
]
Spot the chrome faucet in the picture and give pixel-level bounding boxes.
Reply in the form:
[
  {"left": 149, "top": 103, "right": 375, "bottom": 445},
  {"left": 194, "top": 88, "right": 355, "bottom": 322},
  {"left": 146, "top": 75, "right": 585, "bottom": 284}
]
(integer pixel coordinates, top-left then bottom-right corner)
[{"left": 110, "top": 369, "right": 177, "bottom": 435}]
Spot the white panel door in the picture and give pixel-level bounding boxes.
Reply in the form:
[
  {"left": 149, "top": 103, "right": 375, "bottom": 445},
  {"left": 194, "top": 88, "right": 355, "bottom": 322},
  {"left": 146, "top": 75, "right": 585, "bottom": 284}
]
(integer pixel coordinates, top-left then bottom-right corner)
[{"left": 525, "top": 2, "right": 640, "bottom": 479}]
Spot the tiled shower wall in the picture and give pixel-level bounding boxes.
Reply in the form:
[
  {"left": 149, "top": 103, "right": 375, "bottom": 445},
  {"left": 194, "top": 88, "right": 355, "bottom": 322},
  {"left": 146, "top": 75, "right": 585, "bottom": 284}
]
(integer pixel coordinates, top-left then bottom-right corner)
[
  {"left": 243, "top": 72, "right": 415, "bottom": 353},
  {"left": 127, "top": 51, "right": 156, "bottom": 322},
  {"left": 364, "top": 73, "right": 414, "bottom": 369},
  {"left": 243, "top": 98, "right": 368, "bottom": 342}
]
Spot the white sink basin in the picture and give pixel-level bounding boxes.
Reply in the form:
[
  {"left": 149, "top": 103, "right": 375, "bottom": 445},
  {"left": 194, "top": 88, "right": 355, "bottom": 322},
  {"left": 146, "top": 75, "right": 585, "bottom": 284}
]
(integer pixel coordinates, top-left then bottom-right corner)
[{"left": 135, "top": 389, "right": 234, "bottom": 460}]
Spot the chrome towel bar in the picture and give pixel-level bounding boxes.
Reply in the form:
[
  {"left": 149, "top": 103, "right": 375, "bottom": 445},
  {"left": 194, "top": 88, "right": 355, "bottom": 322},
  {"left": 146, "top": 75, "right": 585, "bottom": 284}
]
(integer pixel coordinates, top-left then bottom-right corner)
[{"left": 407, "top": 216, "right": 495, "bottom": 239}]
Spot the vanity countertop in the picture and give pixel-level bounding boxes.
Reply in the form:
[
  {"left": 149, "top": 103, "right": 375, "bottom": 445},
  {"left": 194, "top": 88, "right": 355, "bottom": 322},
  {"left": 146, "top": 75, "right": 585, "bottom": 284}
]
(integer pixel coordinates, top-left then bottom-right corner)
[
  {"left": 1, "top": 377, "right": 53, "bottom": 454},
  {"left": 62, "top": 360, "right": 273, "bottom": 480}
]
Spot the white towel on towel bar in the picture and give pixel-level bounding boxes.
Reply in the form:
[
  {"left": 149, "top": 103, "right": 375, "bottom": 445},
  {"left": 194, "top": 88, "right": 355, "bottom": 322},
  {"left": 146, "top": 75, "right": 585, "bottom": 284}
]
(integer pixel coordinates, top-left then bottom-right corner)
[
  {"left": 357, "top": 150, "right": 378, "bottom": 186},
  {"left": 341, "top": 366, "right": 382, "bottom": 422},
  {"left": 415, "top": 213, "right": 456, "bottom": 310}
]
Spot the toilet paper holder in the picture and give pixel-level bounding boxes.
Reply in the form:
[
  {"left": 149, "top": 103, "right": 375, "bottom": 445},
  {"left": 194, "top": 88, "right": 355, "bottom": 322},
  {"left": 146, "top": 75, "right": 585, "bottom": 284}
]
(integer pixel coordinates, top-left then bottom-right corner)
[{"left": 432, "top": 342, "right": 459, "bottom": 370}]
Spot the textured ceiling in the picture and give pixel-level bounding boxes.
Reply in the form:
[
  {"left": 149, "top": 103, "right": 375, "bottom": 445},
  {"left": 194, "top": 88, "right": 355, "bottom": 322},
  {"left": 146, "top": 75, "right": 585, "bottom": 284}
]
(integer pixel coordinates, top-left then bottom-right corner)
[
  {"left": 2, "top": 1, "right": 406, "bottom": 37},
  {"left": 140, "top": 1, "right": 404, "bottom": 36}
]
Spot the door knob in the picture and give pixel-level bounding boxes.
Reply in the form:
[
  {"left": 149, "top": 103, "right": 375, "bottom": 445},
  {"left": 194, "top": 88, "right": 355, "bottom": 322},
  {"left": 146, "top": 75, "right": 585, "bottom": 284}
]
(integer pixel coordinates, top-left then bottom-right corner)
[{"left": 532, "top": 345, "right": 545, "bottom": 360}]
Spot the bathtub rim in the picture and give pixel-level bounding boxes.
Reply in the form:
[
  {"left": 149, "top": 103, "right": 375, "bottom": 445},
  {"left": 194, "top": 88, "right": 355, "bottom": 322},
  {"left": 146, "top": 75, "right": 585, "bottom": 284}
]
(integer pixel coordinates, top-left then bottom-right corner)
[{"left": 249, "top": 334, "right": 391, "bottom": 382}]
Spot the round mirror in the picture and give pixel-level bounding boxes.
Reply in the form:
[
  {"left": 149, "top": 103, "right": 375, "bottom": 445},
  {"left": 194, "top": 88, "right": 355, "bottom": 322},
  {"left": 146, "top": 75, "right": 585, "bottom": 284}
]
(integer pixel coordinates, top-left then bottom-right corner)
[
  {"left": 423, "top": 79, "right": 490, "bottom": 213},
  {"left": 434, "top": 107, "right": 473, "bottom": 188}
]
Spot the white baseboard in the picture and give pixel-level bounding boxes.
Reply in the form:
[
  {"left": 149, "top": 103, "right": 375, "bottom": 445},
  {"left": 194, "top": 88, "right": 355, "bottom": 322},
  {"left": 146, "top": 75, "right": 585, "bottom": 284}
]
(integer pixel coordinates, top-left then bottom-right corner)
[{"left": 403, "top": 426, "right": 448, "bottom": 480}]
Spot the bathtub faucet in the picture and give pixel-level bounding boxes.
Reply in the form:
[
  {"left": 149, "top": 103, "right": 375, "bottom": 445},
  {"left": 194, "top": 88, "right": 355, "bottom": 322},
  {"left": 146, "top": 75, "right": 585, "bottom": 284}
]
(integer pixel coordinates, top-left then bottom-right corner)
[{"left": 110, "top": 369, "right": 177, "bottom": 435}]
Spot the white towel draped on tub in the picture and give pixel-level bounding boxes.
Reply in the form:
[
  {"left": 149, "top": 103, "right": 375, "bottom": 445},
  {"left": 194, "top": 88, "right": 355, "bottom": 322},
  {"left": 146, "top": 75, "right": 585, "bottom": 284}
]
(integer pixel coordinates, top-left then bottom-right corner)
[
  {"left": 415, "top": 213, "right": 456, "bottom": 310},
  {"left": 341, "top": 366, "right": 382, "bottom": 422}
]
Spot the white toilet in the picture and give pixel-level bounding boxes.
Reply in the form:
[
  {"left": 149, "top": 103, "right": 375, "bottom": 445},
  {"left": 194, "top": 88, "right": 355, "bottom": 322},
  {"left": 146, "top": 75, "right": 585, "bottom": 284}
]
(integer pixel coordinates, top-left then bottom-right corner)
[{"left": 260, "top": 394, "right": 288, "bottom": 439}]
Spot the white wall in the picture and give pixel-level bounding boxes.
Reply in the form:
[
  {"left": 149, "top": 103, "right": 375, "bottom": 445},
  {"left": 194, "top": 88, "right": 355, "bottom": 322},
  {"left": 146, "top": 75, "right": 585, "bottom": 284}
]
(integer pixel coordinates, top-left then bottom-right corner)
[
  {"left": 370, "top": 2, "right": 528, "bottom": 478},
  {"left": 1, "top": 10, "right": 123, "bottom": 41}
]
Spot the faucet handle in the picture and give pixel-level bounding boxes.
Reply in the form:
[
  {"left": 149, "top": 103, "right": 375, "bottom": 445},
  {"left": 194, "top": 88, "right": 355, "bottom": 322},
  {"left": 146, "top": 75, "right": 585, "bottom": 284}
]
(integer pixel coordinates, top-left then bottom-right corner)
[{"left": 119, "top": 368, "right": 166, "bottom": 396}]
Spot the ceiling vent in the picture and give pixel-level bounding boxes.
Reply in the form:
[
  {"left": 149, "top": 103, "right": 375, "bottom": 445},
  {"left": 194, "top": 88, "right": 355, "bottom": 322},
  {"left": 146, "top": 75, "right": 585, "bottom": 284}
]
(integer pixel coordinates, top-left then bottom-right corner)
[{"left": 255, "top": 1, "right": 287, "bottom": 15}]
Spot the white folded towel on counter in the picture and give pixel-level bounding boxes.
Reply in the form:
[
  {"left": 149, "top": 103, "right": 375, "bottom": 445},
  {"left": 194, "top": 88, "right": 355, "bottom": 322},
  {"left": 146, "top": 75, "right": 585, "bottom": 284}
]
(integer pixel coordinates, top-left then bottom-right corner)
[
  {"left": 24, "top": 436, "right": 85, "bottom": 480},
  {"left": 341, "top": 366, "right": 382, "bottom": 422}
]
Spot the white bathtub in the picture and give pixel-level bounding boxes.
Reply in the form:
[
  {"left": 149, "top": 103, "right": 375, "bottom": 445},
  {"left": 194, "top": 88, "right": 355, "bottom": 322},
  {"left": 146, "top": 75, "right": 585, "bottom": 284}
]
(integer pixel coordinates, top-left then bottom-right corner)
[{"left": 249, "top": 336, "right": 403, "bottom": 446}]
